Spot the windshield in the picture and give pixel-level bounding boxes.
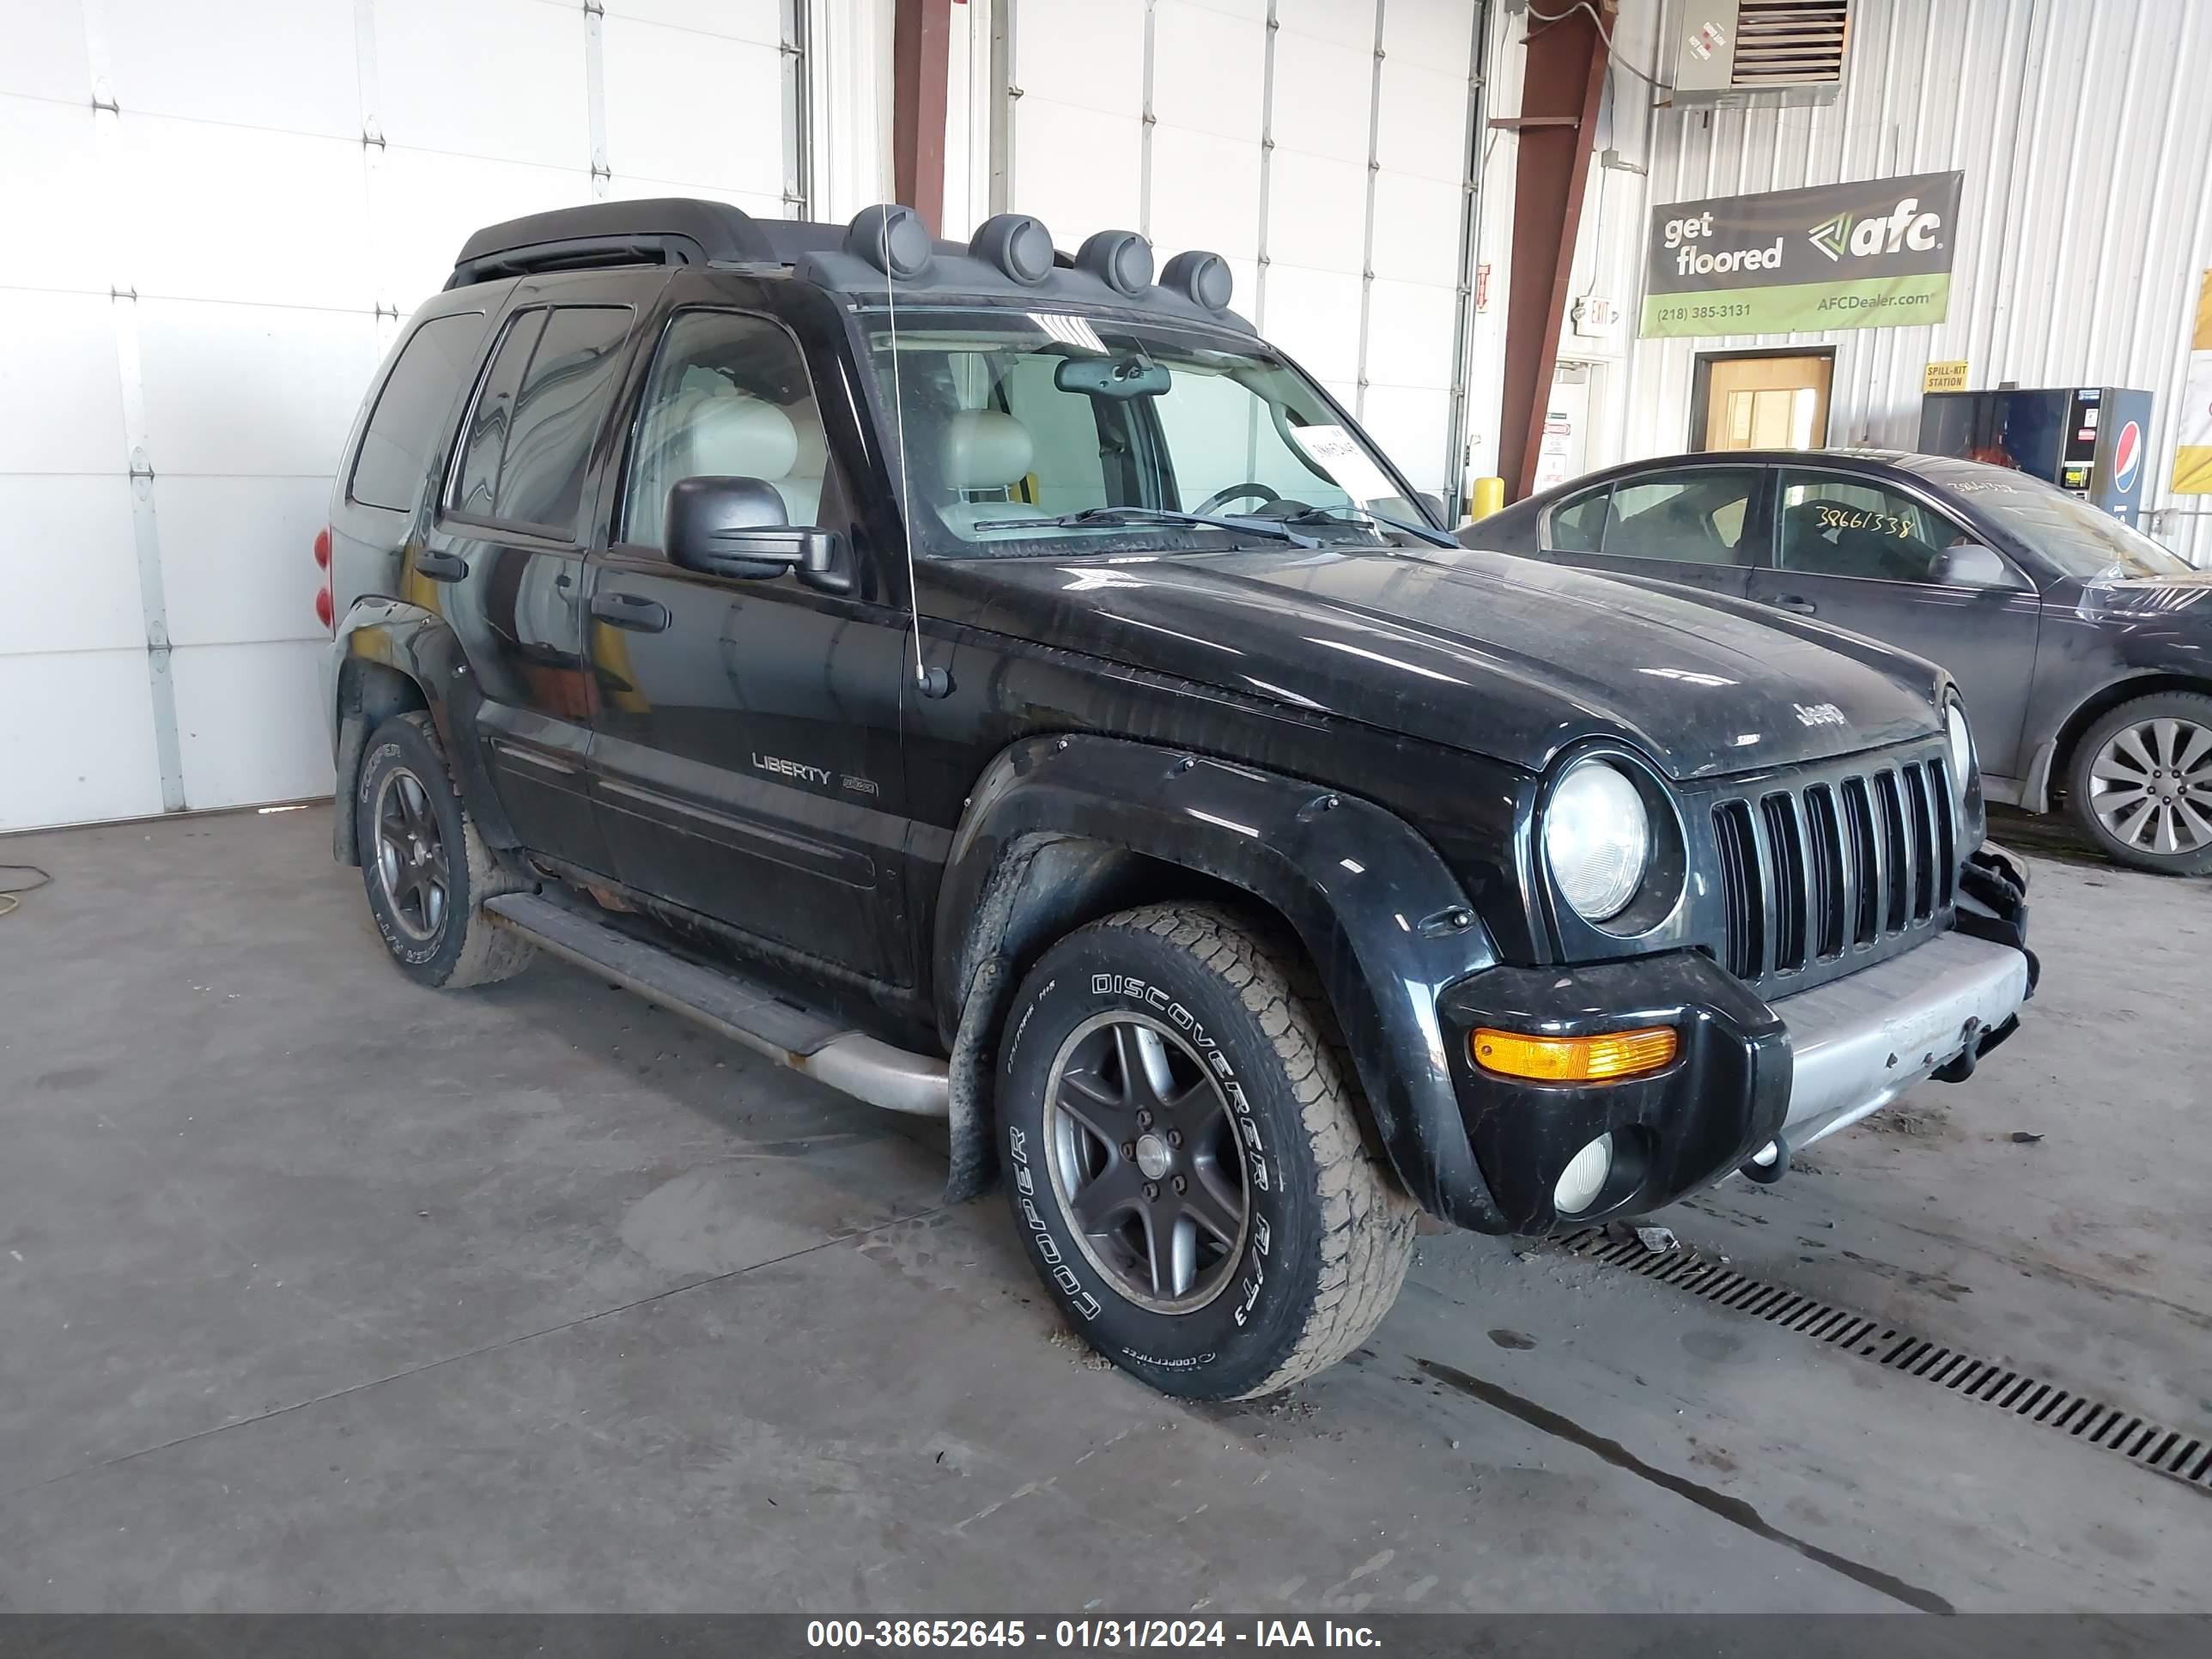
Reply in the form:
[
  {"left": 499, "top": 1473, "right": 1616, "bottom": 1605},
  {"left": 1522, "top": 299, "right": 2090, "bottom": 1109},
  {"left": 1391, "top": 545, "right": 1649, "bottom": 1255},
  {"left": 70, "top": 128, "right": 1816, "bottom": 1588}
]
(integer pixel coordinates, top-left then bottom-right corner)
[
  {"left": 1918, "top": 460, "right": 2192, "bottom": 580},
  {"left": 853, "top": 306, "right": 1429, "bottom": 557}
]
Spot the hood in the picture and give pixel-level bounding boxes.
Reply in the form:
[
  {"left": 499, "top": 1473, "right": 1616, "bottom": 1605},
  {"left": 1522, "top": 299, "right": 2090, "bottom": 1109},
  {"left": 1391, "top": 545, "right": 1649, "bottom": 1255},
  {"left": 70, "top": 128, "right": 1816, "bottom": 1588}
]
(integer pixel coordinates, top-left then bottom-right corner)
[
  {"left": 2072, "top": 570, "right": 2212, "bottom": 622},
  {"left": 933, "top": 544, "right": 1942, "bottom": 780}
]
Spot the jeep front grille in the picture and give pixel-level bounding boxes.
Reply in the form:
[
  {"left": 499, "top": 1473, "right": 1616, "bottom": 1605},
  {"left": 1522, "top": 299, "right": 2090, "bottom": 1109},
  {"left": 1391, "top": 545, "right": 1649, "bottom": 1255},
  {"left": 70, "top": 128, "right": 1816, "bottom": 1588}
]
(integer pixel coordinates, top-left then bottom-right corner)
[{"left": 1714, "top": 755, "right": 1954, "bottom": 988}]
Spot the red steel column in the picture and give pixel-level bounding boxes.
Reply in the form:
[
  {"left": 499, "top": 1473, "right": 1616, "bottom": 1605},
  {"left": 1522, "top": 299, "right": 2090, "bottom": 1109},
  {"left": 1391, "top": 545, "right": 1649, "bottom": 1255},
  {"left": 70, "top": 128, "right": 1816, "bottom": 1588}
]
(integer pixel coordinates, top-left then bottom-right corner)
[
  {"left": 892, "top": 0, "right": 953, "bottom": 231},
  {"left": 1494, "top": 2, "right": 1612, "bottom": 501}
]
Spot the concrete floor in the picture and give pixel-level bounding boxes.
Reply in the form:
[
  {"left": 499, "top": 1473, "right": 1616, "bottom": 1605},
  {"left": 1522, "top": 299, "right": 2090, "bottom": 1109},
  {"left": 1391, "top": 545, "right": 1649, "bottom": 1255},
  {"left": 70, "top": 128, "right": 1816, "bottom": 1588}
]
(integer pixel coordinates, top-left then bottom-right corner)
[{"left": 1, "top": 806, "right": 2207, "bottom": 1613}]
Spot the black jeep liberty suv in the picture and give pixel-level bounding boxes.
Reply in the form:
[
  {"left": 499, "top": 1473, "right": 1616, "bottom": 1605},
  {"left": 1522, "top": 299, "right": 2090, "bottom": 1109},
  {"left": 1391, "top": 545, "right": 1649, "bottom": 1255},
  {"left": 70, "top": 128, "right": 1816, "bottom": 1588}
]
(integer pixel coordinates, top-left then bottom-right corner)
[{"left": 320, "top": 199, "right": 2033, "bottom": 1400}]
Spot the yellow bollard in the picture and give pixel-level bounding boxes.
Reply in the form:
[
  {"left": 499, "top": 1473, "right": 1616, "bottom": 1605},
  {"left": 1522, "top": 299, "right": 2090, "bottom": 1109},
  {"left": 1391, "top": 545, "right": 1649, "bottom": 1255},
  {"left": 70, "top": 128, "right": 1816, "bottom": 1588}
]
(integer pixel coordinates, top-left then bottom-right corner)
[{"left": 1466, "top": 476, "right": 1505, "bottom": 523}]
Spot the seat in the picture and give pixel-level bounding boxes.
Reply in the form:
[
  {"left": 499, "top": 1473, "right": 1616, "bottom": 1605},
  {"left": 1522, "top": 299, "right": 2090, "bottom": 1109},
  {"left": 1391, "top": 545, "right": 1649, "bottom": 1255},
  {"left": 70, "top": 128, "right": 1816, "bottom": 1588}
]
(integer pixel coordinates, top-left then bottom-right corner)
[
  {"left": 631, "top": 386, "right": 800, "bottom": 547},
  {"left": 935, "top": 409, "right": 1036, "bottom": 536}
]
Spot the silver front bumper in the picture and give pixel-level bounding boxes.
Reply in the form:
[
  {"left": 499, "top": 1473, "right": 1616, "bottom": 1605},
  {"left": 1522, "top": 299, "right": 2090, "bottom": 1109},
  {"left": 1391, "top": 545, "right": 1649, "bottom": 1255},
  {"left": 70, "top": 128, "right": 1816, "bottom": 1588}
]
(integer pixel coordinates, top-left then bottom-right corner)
[{"left": 1770, "top": 930, "right": 2031, "bottom": 1152}]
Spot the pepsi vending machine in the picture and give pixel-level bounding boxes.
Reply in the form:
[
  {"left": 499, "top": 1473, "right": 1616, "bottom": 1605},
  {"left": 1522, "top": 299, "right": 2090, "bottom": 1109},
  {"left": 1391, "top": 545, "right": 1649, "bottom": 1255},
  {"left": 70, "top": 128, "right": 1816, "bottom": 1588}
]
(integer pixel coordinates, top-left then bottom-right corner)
[{"left": 1918, "top": 387, "right": 2152, "bottom": 524}]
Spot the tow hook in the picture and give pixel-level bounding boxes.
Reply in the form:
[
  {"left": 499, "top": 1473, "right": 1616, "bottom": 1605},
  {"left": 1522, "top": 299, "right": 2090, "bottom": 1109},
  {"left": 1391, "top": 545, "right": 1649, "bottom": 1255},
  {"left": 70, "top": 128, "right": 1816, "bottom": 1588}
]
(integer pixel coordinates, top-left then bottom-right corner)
[
  {"left": 1741, "top": 1135, "right": 1788, "bottom": 1185},
  {"left": 1931, "top": 1017, "right": 1985, "bottom": 1085}
]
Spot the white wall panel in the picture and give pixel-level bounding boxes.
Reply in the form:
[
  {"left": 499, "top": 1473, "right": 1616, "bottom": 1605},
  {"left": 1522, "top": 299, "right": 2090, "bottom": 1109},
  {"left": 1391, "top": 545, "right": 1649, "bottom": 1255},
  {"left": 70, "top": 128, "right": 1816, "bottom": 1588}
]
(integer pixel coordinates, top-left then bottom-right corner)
[
  {"left": 0, "top": 0, "right": 90, "bottom": 103},
  {"left": 119, "top": 119, "right": 373, "bottom": 311},
  {"left": 155, "top": 477, "right": 337, "bottom": 650},
  {"left": 136, "top": 302, "right": 381, "bottom": 479},
  {"left": 169, "top": 641, "right": 334, "bottom": 811},
  {"left": 0, "top": 98, "right": 106, "bottom": 295},
  {"left": 0, "top": 652, "right": 165, "bottom": 832},
  {"left": 0, "top": 293, "right": 125, "bottom": 475},
  {"left": 3, "top": 0, "right": 821, "bottom": 830},
  {"left": 372, "top": 0, "right": 590, "bottom": 170},
  {"left": 370, "top": 147, "right": 586, "bottom": 313},
  {"left": 1149, "top": 125, "right": 1263, "bottom": 262},
  {"left": 102, "top": 0, "right": 361, "bottom": 141},
  {"left": 0, "top": 479, "right": 142, "bottom": 659},
  {"left": 996, "top": 0, "right": 1483, "bottom": 497},
  {"left": 600, "top": 15, "right": 785, "bottom": 194}
]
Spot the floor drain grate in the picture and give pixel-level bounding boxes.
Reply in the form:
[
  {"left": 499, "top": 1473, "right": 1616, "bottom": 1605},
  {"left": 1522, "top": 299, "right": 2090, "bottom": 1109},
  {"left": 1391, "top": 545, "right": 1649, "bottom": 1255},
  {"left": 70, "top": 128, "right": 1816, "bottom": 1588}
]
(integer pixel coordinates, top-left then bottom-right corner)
[{"left": 1559, "top": 1227, "right": 2212, "bottom": 1497}]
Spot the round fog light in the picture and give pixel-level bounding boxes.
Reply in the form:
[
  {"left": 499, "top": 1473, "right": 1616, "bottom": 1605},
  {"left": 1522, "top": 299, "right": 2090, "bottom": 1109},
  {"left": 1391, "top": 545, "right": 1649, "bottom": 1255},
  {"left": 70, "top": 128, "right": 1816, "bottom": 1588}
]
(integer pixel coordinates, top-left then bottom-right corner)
[{"left": 1553, "top": 1132, "right": 1614, "bottom": 1216}]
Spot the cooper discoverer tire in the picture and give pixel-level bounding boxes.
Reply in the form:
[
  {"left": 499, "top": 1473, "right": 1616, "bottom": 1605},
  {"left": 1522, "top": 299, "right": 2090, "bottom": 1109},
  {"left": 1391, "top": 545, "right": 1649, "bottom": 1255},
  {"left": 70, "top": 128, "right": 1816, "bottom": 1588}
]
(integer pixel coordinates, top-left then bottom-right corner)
[
  {"left": 2065, "top": 691, "right": 2212, "bottom": 877},
  {"left": 997, "top": 902, "right": 1417, "bottom": 1400},
  {"left": 356, "top": 711, "right": 537, "bottom": 988}
]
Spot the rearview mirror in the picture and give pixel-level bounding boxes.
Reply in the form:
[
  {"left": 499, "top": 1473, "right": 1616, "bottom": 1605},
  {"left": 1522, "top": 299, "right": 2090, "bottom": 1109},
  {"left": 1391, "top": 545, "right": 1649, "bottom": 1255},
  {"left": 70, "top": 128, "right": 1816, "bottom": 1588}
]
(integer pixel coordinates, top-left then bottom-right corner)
[
  {"left": 665, "top": 476, "right": 848, "bottom": 593},
  {"left": 1931, "top": 543, "right": 2017, "bottom": 589},
  {"left": 1054, "top": 356, "right": 1170, "bottom": 398}
]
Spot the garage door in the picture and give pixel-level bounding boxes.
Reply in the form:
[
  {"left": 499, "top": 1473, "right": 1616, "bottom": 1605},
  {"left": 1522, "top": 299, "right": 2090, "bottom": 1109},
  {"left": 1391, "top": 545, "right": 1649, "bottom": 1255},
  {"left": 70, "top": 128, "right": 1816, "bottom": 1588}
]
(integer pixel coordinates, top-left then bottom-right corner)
[
  {"left": 0, "top": 0, "right": 801, "bottom": 832},
  {"left": 1001, "top": 0, "right": 1483, "bottom": 497}
]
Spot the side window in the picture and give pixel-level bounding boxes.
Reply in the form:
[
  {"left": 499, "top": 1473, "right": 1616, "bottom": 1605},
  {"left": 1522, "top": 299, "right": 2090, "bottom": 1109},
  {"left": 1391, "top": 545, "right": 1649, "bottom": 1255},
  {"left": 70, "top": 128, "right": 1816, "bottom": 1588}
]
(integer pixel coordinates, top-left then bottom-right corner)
[
  {"left": 492, "top": 306, "right": 634, "bottom": 537},
  {"left": 349, "top": 312, "right": 486, "bottom": 512},
  {"left": 1604, "top": 469, "right": 1760, "bottom": 565},
  {"left": 1547, "top": 484, "right": 1610, "bottom": 552},
  {"left": 450, "top": 311, "right": 545, "bottom": 521},
  {"left": 1152, "top": 368, "right": 1355, "bottom": 514},
  {"left": 1778, "top": 471, "right": 1960, "bottom": 583},
  {"left": 622, "top": 310, "right": 830, "bottom": 550}
]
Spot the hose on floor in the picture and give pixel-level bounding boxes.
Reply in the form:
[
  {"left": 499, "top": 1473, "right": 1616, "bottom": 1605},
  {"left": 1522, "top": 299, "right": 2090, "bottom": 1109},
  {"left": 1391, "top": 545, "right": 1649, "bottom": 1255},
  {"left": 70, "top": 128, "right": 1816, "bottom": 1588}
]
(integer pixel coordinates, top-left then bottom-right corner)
[{"left": 0, "top": 864, "right": 51, "bottom": 918}]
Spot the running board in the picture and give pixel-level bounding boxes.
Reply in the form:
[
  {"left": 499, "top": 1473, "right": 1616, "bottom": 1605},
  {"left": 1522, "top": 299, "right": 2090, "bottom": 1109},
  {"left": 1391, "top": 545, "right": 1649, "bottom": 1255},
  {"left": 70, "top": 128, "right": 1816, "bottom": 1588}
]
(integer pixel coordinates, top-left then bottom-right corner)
[{"left": 483, "top": 892, "right": 948, "bottom": 1118}]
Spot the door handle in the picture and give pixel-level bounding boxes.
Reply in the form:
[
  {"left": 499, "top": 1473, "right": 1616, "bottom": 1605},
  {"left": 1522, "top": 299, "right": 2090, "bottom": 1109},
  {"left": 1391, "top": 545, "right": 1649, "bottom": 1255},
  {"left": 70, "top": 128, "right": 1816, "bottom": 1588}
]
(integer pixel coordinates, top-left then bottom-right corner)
[
  {"left": 591, "top": 592, "right": 672, "bottom": 633},
  {"left": 1773, "top": 593, "right": 1818, "bottom": 614},
  {"left": 415, "top": 550, "right": 469, "bottom": 582}
]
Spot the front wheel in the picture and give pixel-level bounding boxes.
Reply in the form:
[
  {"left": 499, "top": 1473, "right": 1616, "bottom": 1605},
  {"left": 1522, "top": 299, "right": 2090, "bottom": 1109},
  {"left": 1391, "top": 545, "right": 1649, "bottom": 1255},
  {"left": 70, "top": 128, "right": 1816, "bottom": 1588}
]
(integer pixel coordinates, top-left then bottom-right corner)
[
  {"left": 2067, "top": 692, "right": 2212, "bottom": 877},
  {"left": 997, "top": 903, "right": 1417, "bottom": 1400}
]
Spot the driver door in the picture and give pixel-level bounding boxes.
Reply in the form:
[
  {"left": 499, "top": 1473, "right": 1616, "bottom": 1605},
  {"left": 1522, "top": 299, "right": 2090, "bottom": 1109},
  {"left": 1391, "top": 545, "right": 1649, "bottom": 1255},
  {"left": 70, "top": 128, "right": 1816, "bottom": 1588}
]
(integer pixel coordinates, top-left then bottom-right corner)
[{"left": 1746, "top": 467, "right": 2041, "bottom": 776}]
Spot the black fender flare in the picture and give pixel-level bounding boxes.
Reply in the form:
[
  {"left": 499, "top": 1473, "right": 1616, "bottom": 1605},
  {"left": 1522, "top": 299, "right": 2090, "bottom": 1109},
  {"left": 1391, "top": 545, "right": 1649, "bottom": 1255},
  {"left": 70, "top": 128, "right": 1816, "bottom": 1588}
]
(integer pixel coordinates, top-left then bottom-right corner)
[
  {"left": 331, "top": 598, "right": 519, "bottom": 860},
  {"left": 933, "top": 734, "right": 1507, "bottom": 1228}
]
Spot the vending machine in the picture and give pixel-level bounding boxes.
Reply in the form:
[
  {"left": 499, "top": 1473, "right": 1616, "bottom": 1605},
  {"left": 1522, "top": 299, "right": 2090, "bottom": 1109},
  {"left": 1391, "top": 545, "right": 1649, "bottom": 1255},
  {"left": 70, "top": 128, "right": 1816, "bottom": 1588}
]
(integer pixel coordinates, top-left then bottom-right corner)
[{"left": 1917, "top": 386, "right": 2153, "bottom": 524}]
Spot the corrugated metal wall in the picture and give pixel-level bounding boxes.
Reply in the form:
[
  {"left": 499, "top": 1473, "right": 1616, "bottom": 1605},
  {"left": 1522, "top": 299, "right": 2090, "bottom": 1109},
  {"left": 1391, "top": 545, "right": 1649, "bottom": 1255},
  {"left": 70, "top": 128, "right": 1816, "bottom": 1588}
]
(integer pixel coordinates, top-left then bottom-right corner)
[{"left": 1559, "top": 0, "right": 2212, "bottom": 564}]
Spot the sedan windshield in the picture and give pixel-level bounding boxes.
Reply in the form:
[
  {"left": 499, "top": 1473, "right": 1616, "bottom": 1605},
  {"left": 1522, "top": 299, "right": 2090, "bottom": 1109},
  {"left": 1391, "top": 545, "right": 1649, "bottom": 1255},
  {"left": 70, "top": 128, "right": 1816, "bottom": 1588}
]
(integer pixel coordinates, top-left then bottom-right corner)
[
  {"left": 1918, "top": 460, "right": 2192, "bottom": 580},
  {"left": 854, "top": 306, "right": 1430, "bottom": 558}
]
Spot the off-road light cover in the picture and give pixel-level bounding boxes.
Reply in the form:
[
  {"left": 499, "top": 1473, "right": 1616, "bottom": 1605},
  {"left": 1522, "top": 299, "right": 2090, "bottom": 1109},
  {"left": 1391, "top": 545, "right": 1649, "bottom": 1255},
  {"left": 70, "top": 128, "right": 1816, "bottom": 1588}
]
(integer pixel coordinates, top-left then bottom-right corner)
[
  {"left": 1545, "top": 759, "right": 1650, "bottom": 921},
  {"left": 1553, "top": 1133, "right": 1615, "bottom": 1215}
]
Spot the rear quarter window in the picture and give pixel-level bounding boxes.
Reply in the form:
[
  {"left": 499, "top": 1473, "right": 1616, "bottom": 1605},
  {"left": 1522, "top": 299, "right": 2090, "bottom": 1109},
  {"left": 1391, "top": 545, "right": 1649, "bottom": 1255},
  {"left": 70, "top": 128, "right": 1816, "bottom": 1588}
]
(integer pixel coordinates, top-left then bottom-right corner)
[{"left": 348, "top": 312, "right": 489, "bottom": 513}]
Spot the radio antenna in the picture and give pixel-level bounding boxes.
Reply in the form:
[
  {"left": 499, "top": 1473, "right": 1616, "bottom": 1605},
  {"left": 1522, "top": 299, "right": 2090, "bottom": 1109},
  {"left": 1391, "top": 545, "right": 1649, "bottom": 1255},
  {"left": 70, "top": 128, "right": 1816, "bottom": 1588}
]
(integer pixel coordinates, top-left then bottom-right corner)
[{"left": 881, "top": 207, "right": 952, "bottom": 699}]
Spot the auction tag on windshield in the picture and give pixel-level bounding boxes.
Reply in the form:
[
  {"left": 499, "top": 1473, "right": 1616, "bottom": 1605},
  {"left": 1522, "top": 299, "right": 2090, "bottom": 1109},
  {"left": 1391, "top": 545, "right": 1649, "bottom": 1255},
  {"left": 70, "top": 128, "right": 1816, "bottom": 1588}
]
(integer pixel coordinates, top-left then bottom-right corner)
[{"left": 1290, "top": 423, "right": 1398, "bottom": 505}]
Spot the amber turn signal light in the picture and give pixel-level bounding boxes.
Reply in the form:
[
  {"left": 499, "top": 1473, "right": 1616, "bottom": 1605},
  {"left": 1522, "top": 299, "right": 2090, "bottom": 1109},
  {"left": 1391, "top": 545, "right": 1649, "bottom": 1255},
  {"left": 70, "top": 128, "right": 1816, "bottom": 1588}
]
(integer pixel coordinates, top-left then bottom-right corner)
[{"left": 1472, "top": 1024, "right": 1678, "bottom": 1084}]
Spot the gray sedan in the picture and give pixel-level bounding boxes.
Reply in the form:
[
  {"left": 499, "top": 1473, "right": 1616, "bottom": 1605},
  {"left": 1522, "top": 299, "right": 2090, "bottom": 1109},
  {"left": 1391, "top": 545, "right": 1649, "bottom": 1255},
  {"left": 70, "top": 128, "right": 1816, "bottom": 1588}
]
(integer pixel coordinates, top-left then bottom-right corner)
[{"left": 1462, "top": 449, "right": 2212, "bottom": 876}]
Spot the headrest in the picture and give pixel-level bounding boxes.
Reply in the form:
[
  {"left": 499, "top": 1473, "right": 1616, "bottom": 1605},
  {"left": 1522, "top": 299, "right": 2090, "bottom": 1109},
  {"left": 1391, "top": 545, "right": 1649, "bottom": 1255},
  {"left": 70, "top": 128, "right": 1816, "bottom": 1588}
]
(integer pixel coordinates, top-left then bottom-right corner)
[
  {"left": 939, "top": 410, "right": 1033, "bottom": 490},
  {"left": 684, "top": 393, "right": 799, "bottom": 481}
]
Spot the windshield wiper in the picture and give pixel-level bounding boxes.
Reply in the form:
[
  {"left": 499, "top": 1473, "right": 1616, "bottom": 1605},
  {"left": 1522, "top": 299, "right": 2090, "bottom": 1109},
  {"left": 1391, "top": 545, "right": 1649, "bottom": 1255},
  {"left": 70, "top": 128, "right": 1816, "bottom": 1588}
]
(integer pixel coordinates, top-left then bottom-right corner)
[
  {"left": 1281, "top": 503, "right": 1459, "bottom": 550},
  {"left": 979, "top": 506, "right": 1319, "bottom": 548}
]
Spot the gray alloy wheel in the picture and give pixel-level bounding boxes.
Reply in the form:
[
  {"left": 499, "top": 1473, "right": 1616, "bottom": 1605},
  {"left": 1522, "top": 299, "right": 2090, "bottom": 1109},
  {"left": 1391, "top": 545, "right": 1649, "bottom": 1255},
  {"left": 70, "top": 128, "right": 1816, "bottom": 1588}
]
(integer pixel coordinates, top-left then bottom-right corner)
[
  {"left": 1042, "top": 1010, "right": 1249, "bottom": 1312},
  {"left": 2086, "top": 716, "right": 2212, "bottom": 859},
  {"left": 2069, "top": 691, "right": 2212, "bottom": 877},
  {"left": 373, "top": 766, "right": 452, "bottom": 941}
]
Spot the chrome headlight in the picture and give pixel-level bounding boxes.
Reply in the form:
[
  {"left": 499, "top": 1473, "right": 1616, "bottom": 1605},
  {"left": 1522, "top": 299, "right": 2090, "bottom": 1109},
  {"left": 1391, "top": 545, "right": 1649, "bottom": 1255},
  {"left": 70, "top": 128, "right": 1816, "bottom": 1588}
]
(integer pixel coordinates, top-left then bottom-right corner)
[
  {"left": 1545, "top": 760, "right": 1650, "bottom": 923},
  {"left": 1944, "top": 700, "right": 1976, "bottom": 797}
]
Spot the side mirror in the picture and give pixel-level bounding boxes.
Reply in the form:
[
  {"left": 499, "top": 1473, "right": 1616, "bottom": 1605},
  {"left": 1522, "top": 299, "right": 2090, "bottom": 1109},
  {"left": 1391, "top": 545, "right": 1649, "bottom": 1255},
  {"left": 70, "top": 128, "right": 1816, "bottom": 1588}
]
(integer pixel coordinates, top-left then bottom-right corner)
[
  {"left": 665, "top": 477, "right": 849, "bottom": 593},
  {"left": 1415, "top": 490, "right": 1448, "bottom": 526},
  {"left": 1931, "top": 543, "right": 2016, "bottom": 588}
]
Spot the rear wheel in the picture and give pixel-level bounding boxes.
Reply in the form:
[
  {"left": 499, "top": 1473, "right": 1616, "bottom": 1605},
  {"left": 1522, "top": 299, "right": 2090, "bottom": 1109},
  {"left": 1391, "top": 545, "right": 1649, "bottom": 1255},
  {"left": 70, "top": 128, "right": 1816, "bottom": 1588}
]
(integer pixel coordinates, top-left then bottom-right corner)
[
  {"left": 356, "top": 712, "right": 537, "bottom": 987},
  {"left": 997, "top": 903, "right": 1417, "bottom": 1400},
  {"left": 2067, "top": 692, "right": 2212, "bottom": 877}
]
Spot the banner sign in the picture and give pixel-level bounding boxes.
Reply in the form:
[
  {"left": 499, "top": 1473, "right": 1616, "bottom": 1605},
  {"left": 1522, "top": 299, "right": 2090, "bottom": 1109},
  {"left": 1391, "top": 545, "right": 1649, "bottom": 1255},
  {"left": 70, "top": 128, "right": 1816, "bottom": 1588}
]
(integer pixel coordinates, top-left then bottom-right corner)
[
  {"left": 2173, "top": 269, "right": 2212, "bottom": 494},
  {"left": 1641, "top": 170, "right": 1966, "bottom": 339}
]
